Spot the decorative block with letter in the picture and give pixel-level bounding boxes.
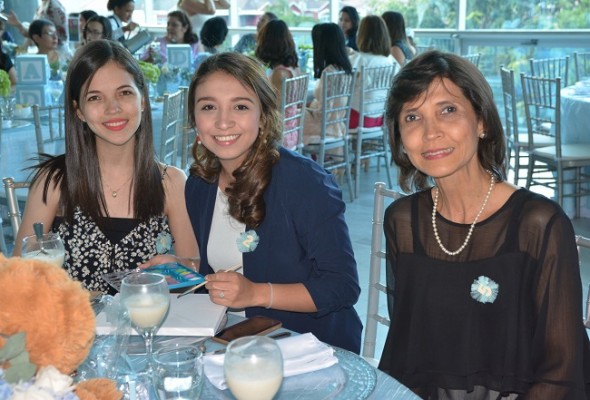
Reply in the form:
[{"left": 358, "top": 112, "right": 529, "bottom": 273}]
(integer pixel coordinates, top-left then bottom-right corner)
[
  {"left": 167, "top": 44, "right": 193, "bottom": 69},
  {"left": 16, "top": 85, "right": 49, "bottom": 106},
  {"left": 16, "top": 55, "right": 49, "bottom": 85}
]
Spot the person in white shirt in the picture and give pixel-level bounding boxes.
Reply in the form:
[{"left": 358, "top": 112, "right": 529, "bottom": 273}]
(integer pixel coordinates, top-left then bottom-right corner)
[
  {"left": 107, "top": 0, "right": 138, "bottom": 43},
  {"left": 348, "top": 15, "right": 399, "bottom": 130},
  {"left": 177, "top": 0, "right": 229, "bottom": 33}
]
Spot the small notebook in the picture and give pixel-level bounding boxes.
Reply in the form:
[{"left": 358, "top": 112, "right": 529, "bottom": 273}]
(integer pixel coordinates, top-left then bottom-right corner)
[
  {"left": 101, "top": 263, "right": 205, "bottom": 291},
  {"left": 95, "top": 293, "right": 228, "bottom": 337}
]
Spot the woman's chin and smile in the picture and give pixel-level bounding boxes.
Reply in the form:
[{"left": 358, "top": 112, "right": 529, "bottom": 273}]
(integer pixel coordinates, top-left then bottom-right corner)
[{"left": 92, "top": 120, "right": 138, "bottom": 146}]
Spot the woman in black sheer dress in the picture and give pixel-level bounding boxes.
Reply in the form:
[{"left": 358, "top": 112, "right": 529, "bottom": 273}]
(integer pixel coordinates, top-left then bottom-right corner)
[{"left": 379, "top": 50, "right": 590, "bottom": 399}]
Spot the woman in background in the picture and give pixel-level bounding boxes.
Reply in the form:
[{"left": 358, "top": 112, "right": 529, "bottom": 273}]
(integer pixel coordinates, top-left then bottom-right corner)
[
  {"left": 178, "top": 0, "right": 230, "bottom": 33},
  {"left": 107, "top": 0, "right": 139, "bottom": 43},
  {"left": 29, "top": 19, "right": 70, "bottom": 66},
  {"left": 303, "top": 22, "right": 353, "bottom": 145},
  {"left": 0, "top": 37, "right": 16, "bottom": 87},
  {"left": 193, "top": 16, "right": 227, "bottom": 69},
  {"left": 8, "top": 0, "right": 68, "bottom": 46},
  {"left": 83, "top": 16, "right": 113, "bottom": 43},
  {"left": 255, "top": 19, "right": 302, "bottom": 150},
  {"left": 141, "top": 10, "right": 199, "bottom": 65},
  {"left": 255, "top": 19, "right": 301, "bottom": 95},
  {"left": 381, "top": 11, "right": 416, "bottom": 66},
  {"left": 233, "top": 11, "right": 277, "bottom": 54},
  {"left": 349, "top": 15, "right": 397, "bottom": 130},
  {"left": 14, "top": 41, "right": 198, "bottom": 296},
  {"left": 338, "top": 6, "right": 359, "bottom": 51}
]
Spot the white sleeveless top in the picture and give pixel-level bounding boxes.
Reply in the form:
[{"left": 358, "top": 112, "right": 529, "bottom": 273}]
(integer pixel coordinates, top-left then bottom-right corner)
[{"left": 207, "top": 188, "right": 244, "bottom": 272}]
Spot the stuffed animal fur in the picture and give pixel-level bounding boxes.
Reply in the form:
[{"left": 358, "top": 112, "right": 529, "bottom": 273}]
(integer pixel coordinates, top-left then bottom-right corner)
[{"left": 0, "top": 254, "right": 122, "bottom": 400}]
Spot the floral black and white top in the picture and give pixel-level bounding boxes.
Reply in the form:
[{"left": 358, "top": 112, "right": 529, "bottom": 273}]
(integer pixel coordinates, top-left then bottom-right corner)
[{"left": 52, "top": 207, "right": 172, "bottom": 295}]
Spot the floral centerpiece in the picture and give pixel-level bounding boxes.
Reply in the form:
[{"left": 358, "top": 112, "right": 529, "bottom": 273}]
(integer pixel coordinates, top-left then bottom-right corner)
[
  {"left": 138, "top": 60, "right": 161, "bottom": 85},
  {"left": 0, "top": 70, "right": 11, "bottom": 97}
]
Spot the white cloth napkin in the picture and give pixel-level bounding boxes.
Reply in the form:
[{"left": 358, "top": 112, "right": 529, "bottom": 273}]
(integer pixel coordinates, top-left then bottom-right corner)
[{"left": 203, "top": 332, "right": 339, "bottom": 390}]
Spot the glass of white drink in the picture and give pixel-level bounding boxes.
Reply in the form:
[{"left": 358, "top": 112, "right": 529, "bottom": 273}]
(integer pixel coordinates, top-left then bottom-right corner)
[
  {"left": 224, "top": 336, "right": 284, "bottom": 400},
  {"left": 120, "top": 272, "right": 170, "bottom": 374},
  {"left": 154, "top": 344, "right": 204, "bottom": 399},
  {"left": 21, "top": 232, "right": 65, "bottom": 267}
]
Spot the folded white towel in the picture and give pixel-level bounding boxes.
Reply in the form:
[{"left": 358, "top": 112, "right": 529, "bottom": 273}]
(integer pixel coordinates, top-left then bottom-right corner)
[{"left": 203, "top": 332, "right": 339, "bottom": 390}]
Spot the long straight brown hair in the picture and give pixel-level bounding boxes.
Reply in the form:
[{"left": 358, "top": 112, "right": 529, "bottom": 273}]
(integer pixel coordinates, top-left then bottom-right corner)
[{"left": 33, "top": 40, "right": 164, "bottom": 225}]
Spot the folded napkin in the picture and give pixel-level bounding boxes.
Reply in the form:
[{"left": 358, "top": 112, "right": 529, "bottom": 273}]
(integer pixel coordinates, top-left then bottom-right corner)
[{"left": 203, "top": 332, "right": 338, "bottom": 390}]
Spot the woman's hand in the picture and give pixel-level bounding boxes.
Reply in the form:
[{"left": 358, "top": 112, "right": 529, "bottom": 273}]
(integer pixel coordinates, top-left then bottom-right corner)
[
  {"left": 138, "top": 254, "right": 179, "bottom": 269},
  {"left": 205, "top": 271, "right": 263, "bottom": 308}
]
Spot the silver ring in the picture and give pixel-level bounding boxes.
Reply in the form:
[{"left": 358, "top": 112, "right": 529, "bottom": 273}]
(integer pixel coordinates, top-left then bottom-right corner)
[{"left": 219, "top": 291, "right": 225, "bottom": 299}]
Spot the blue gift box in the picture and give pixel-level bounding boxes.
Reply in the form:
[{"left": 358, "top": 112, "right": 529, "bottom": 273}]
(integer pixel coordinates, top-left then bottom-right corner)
[
  {"left": 167, "top": 44, "right": 193, "bottom": 70},
  {"left": 16, "top": 55, "right": 50, "bottom": 85},
  {"left": 16, "top": 85, "right": 49, "bottom": 106}
]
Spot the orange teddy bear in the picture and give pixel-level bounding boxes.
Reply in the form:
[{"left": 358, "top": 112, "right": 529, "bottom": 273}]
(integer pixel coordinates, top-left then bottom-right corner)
[{"left": 0, "top": 254, "right": 122, "bottom": 400}]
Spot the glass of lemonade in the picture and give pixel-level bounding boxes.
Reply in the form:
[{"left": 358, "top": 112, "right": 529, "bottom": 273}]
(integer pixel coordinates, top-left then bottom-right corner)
[
  {"left": 120, "top": 272, "right": 170, "bottom": 374},
  {"left": 21, "top": 232, "right": 65, "bottom": 267},
  {"left": 224, "top": 336, "right": 284, "bottom": 400}
]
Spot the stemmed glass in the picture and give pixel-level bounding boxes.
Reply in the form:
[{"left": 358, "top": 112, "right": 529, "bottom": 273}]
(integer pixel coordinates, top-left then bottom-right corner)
[
  {"left": 48, "top": 80, "right": 64, "bottom": 105},
  {"left": 120, "top": 272, "right": 170, "bottom": 374},
  {"left": 21, "top": 229, "right": 65, "bottom": 267},
  {"left": 224, "top": 336, "right": 284, "bottom": 400}
]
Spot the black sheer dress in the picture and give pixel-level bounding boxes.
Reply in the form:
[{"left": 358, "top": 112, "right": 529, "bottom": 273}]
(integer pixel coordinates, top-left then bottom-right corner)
[{"left": 378, "top": 188, "right": 590, "bottom": 399}]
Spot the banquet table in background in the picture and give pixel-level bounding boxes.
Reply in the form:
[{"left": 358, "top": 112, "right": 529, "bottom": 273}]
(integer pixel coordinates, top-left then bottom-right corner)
[{"left": 560, "top": 84, "right": 590, "bottom": 218}]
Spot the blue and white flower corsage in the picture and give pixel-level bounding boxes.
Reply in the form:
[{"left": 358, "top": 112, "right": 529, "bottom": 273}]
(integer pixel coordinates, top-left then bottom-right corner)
[
  {"left": 156, "top": 232, "right": 172, "bottom": 254},
  {"left": 470, "top": 275, "right": 499, "bottom": 304},
  {"left": 237, "top": 230, "right": 259, "bottom": 253}
]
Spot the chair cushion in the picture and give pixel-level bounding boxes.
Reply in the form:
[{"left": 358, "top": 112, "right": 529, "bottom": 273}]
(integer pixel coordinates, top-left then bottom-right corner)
[{"left": 349, "top": 109, "right": 384, "bottom": 129}]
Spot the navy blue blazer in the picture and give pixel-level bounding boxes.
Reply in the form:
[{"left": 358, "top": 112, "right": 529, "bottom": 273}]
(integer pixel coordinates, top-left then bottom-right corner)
[{"left": 185, "top": 148, "right": 362, "bottom": 353}]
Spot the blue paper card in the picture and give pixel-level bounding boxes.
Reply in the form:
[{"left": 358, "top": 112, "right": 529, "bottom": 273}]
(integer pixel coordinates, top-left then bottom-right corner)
[{"left": 144, "top": 262, "right": 205, "bottom": 289}]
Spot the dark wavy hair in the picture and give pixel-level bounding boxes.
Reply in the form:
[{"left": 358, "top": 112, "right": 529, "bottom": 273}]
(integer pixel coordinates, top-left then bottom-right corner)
[
  {"left": 311, "top": 22, "right": 352, "bottom": 79},
  {"left": 387, "top": 50, "right": 506, "bottom": 192},
  {"left": 187, "top": 52, "right": 282, "bottom": 228},
  {"left": 255, "top": 19, "right": 298, "bottom": 69},
  {"left": 32, "top": 40, "right": 164, "bottom": 225},
  {"left": 168, "top": 10, "right": 198, "bottom": 45}
]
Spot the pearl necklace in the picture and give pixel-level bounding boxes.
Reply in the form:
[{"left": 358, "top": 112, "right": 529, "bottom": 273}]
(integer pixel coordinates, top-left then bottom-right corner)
[{"left": 431, "top": 171, "right": 495, "bottom": 256}]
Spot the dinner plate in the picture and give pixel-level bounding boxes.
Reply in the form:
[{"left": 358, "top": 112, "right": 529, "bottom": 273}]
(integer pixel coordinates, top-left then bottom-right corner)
[{"left": 201, "top": 347, "right": 377, "bottom": 400}]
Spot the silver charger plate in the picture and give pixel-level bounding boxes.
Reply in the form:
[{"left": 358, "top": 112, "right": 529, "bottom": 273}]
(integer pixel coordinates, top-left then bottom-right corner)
[{"left": 202, "top": 347, "right": 377, "bottom": 400}]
